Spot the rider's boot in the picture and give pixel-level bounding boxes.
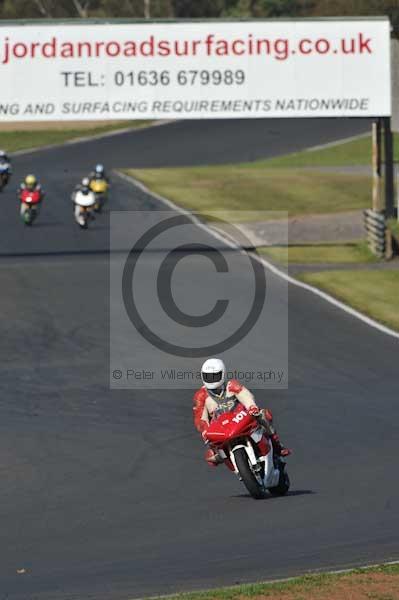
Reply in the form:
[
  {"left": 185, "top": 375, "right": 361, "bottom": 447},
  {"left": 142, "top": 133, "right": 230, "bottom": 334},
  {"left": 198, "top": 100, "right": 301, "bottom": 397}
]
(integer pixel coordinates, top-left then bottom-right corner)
[
  {"left": 205, "top": 448, "right": 224, "bottom": 467},
  {"left": 270, "top": 433, "right": 291, "bottom": 457},
  {"left": 205, "top": 448, "right": 235, "bottom": 471}
]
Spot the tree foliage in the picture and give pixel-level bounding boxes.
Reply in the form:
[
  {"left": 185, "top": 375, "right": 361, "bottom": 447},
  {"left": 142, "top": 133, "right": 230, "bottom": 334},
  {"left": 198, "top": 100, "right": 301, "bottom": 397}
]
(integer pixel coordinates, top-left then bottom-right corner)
[{"left": 0, "top": 0, "right": 397, "bottom": 34}]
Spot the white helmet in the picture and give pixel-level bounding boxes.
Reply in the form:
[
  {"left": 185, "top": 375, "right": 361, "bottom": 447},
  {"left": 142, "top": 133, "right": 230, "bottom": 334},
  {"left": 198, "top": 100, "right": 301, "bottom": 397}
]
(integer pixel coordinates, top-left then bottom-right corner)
[{"left": 201, "top": 358, "right": 226, "bottom": 390}]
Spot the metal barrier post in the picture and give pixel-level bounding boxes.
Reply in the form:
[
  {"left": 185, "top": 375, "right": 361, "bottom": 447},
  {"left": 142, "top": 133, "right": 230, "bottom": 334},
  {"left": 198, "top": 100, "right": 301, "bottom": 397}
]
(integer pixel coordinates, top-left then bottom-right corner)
[
  {"left": 372, "top": 119, "right": 383, "bottom": 212},
  {"left": 384, "top": 117, "right": 395, "bottom": 217}
]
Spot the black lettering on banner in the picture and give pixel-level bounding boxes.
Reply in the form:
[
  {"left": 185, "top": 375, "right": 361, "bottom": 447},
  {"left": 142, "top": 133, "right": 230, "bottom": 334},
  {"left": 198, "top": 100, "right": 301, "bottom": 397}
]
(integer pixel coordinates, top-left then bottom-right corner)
[
  {"left": 273, "top": 97, "right": 370, "bottom": 112},
  {"left": 0, "top": 103, "right": 19, "bottom": 115}
]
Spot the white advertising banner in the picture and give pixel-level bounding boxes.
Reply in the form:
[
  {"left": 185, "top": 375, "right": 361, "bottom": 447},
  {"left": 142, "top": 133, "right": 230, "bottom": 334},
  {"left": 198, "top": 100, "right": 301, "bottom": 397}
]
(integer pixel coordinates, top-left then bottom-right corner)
[{"left": 0, "top": 19, "right": 391, "bottom": 121}]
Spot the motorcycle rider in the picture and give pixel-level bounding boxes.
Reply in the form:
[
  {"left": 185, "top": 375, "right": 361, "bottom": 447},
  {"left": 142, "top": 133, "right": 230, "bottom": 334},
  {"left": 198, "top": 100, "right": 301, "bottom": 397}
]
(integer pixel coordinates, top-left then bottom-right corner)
[
  {"left": 193, "top": 358, "right": 291, "bottom": 468},
  {"left": 73, "top": 176, "right": 91, "bottom": 195},
  {"left": 0, "top": 149, "right": 12, "bottom": 183},
  {"left": 19, "top": 174, "right": 43, "bottom": 194},
  {"left": 18, "top": 174, "right": 44, "bottom": 217},
  {"left": 0, "top": 150, "right": 10, "bottom": 164},
  {"left": 72, "top": 177, "right": 95, "bottom": 222},
  {"left": 88, "top": 163, "right": 109, "bottom": 184},
  {"left": 88, "top": 163, "right": 109, "bottom": 212}
]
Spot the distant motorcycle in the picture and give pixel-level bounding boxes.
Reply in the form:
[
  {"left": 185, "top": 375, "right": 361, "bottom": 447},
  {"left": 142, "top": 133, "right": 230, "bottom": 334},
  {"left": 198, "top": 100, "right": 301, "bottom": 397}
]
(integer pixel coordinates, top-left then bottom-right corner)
[
  {"left": 73, "top": 189, "right": 96, "bottom": 229},
  {"left": 0, "top": 162, "right": 11, "bottom": 191},
  {"left": 19, "top": 188, "right": 42, "bottom": 226},
  {"left": 206, "top": 403, "right": 290, "bottom": 499},
  {"left": 89, "top": 178, "right": 108, "bottom": 213}
]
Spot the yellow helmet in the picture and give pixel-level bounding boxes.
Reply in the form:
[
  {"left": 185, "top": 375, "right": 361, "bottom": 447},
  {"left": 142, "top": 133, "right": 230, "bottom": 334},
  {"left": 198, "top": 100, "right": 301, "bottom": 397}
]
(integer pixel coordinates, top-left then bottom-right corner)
[{"left": 25, "top": 174, "right": 37, "bottom": 188}]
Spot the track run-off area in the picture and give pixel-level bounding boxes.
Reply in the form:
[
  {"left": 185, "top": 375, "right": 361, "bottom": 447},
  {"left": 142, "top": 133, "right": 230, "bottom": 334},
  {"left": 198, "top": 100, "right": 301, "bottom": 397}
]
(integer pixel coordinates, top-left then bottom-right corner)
[{"left": 0, "top": 118, "right": 398, "bottom": 600}]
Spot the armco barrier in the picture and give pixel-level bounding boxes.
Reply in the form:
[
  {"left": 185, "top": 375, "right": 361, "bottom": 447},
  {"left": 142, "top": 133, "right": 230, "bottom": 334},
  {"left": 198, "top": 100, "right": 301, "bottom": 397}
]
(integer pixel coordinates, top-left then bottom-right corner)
[{"left": 363, "top": 209, "right": 386, "bottom": 258}]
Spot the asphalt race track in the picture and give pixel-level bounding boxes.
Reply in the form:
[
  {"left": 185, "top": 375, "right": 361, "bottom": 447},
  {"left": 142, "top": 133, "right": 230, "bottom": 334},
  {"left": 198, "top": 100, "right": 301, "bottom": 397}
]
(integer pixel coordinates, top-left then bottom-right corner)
[{"left": 0, "top": 118, "right": 398, "bottom": 600}]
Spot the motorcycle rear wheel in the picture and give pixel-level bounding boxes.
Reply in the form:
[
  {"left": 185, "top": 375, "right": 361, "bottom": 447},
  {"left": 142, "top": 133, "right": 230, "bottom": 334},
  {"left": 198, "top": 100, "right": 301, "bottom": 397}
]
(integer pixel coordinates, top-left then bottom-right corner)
[
  {"left": 269, "top": 462, "right": 290, "bottom": 496},
  {"left": 95, "top": 196, "right": 104, "bottom": 212},
  {"left": 23, "top": 210, "right": 33, "bottom": 226},
  {"left": 234, "top": 447, "right": 265, "bottom": 500}
]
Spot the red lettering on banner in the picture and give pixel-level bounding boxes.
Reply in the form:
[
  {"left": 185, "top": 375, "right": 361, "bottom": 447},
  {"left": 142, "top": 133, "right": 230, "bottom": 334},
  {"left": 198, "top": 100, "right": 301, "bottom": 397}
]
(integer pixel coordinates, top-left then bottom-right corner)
[
  {"left": 0, "top": 31, "right": 377, "bottom": 65},
  {"left": 42, "top": 38, "right": 56, "bottom": 58},
  {"left": 158, "top": 40, "right": 170, "bottom": 56},
  {"left": 60, "top": 43, "right": 73, "bottom": 58},
  {"left": 12, "top": 42, "right": 28, "bottom": 58},
  {"left": 359, "top": 33, "right": 372, "bottom": 54},
  {"left": 106, "top": 41, "right": 121, "bottom": 57},
  {"left": 140, "top": 36, "right": 154, "bottom": 57},
  {"left": 232, "top": 39, "right": 245, "bottom": 55}
]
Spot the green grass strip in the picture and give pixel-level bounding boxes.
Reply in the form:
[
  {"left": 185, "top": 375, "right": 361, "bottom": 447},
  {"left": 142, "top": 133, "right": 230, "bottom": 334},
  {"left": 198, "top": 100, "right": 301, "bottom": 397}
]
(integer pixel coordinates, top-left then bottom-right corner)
[
  {"left": 388, "top": 218, "right": 399, "bottom": 242},
  {"left": 259, "top": 133, "right": 399, "bottom": 168},
  {"left": 298, "top": 270, "right": 399, "bottom": 332},
  {"left": 0, "top": 121, "right": 153, "bottom": 153},
  {"left": 127, "top": 166, "right": 370, "bottom": 221}
]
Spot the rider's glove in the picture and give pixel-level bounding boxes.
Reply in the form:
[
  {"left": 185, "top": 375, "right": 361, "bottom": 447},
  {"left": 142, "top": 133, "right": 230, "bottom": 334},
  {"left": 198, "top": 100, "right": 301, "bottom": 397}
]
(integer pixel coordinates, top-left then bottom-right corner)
[{"left": 248, "top": 405, "right": 261, "bottom": 417}]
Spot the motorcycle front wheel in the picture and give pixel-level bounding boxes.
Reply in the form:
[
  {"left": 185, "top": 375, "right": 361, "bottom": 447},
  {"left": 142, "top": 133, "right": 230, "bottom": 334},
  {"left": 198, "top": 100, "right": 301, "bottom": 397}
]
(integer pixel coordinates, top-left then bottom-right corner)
[
  {"left": 23, "top": 209, "right": 33, "bottom": 226},
  {"left": 234, "top": 447, "right": 265, "bottom": 500}
]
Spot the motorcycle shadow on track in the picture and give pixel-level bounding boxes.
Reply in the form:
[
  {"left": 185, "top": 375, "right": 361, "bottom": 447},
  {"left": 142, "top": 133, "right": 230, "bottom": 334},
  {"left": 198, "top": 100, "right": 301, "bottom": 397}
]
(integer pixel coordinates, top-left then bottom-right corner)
[
  {"left": 75, "top": 224, "right": 109, "bottom": 231},
  {"left": 231, "top": 489, "right": 316, "bottom": 500},
  {"left": 26, "top": 221, "right": 65, "bottom": 228}
]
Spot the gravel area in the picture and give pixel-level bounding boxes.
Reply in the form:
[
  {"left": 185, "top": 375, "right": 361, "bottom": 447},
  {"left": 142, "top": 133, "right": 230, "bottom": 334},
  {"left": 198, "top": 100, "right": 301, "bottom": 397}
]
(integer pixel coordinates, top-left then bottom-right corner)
[{"left": 221, "top": 211, "right": 365, "bottom": 246}]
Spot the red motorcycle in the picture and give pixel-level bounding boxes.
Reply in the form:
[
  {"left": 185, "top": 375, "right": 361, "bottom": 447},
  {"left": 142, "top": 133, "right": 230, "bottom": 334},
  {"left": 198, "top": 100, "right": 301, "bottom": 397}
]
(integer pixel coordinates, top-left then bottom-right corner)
[
  {"left": 19, "top": 188, "right": 42, "bottom": 226},
  {"left": 206, "top": 403, "right": 290, "bottom": 499}
]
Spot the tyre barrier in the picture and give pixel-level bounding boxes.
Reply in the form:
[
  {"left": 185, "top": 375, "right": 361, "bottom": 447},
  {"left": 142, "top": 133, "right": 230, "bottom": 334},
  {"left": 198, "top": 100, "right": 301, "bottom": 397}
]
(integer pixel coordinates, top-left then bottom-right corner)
[{"left": 363, "top": 209, "right": 387, "bottom": 258}]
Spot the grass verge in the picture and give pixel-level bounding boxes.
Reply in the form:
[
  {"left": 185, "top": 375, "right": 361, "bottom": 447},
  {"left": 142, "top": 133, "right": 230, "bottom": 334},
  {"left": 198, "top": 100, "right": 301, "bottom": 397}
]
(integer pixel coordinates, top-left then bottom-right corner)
[
  {"left": 388, "top": 218, "right": 399, "bottom": 242},
  {"left": 127, "top": 166, "right": 370, "bottom": 221},
  {"left": 298, "top": 270, "right": 399, "bottom": 331},
  {"left": 0, "top": 120, "right": 153, "bottom": 153},
  {"left": 157, "top": 563, "right": 399, "bottom": 600},
  {"left": 258, "top": 242, "right": 377, "bottom": 265},
  {"left": 261, "top": 133, "right": 399, "bottom": 168}
]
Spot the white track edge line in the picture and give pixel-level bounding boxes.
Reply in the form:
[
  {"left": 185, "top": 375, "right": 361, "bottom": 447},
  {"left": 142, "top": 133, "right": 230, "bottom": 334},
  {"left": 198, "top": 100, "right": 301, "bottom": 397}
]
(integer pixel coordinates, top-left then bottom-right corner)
[
  {"left": 303, "top": 131, "right": 370, "bottom": 153},
  {"left": 115, "top": 170, "right": 399, "bottom": 341},
  {"left": 9, "top": 119, "right": 175, "bottom": 157},
  {"left": 136, "top": 559, "right": 399, "bottom": 600}
]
